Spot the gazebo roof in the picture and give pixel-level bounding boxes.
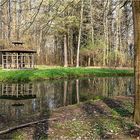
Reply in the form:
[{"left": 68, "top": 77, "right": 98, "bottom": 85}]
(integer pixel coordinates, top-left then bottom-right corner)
[
  {"left": 0, "top": 48, "right": 36, "bottom": 53},
  {"left": 0, "top": 41, "right": 36, "bottom": 53}
]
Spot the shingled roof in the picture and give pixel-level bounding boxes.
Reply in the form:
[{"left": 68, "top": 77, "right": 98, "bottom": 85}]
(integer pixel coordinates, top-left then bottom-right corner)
[
  {"left": 0, "top": 48, "right": 36, "bottom": 53},
  {"left": 0, "top": 41, "right": 36, "bottom": 53}
]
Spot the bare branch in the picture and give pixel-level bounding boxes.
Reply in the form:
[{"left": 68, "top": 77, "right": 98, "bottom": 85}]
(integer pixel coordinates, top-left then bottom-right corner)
[
  {"left": 0, "top": 0, "right": 8, "bottom": 6},
  {"left": 22, "top": 0, "right": 44, "bottom": 34},
  {"left": 41, "top": 0, "right": 81, "bottom": 34}
]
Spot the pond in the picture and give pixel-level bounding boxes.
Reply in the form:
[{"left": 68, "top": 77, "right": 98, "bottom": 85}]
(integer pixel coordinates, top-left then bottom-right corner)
[{"left": 0, "top": 77, "right": 134, "bottom": 130}]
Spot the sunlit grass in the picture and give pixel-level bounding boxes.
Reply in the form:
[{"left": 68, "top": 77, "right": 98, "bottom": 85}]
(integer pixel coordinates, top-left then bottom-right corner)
[{"left": 0, "top": 67, "right": 134, "bottom": 82}]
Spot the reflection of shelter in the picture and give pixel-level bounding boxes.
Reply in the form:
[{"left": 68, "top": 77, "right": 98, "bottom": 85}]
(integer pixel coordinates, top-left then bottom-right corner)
[
  {"left": 0, "top": 41, "right": 36, "bottom": 69},
  {"left": 0, "top": 83, "right": 38, "bottom": 121},
  {"left": 0, "top": 83, "right": 36, "bottom": 100}
]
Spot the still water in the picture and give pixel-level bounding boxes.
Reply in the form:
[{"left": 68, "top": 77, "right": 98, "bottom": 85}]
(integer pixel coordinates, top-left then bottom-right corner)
[{"left": 0, "top": 77, "right": 134, "bottom": 130}]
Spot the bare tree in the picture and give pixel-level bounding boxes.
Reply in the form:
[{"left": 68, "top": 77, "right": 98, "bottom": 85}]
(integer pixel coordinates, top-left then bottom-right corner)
[{"left": 76, "top": 0, "right": 84, "bottom": 67}]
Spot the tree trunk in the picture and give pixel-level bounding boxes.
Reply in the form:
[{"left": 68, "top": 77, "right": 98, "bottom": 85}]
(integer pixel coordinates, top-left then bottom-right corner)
[
  {"left": 0, "top": 118, "right": 58, "bottom": 135},
  {"left": 17, "top": 0, "right": 22, "bottom": 40},
  {"left": 103, "top": 0, "right": 109, "bottom": 66},
  {"left": 88, "top": 55, "right": 91, "bottom": 66},
  {"left": 90, "top": 0, "right": 94, "bottom": 45},
  {"left": 132, "top": 0, "right": 140, "bottom": 124},
  {"left": 76, "top": 0, "right": 84, "bottom": 67},
  {"left": 13, "top": 0, "right": 17, "bottom": 40},
  {"left": 115, "top": 4, "right": 122, "bottom": 67},
  {"left": 7, "top": 0, "right": 11, "bottom": 42},
  {"left": 64, "top": 34, "right": 68, "bottom": 67}
]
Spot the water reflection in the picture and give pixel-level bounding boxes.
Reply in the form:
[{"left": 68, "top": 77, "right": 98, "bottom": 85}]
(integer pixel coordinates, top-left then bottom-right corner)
[
  {"left": 0, "top": 83, "right": 35, "bottom": 100},
  {"left": 0, "top": 77, "right": 134, "bottom": 130}
]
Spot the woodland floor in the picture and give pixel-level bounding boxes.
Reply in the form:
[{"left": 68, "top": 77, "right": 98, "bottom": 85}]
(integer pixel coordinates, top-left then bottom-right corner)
[{"left": 0, "top": 96, "right": 140, "bottom": 140}]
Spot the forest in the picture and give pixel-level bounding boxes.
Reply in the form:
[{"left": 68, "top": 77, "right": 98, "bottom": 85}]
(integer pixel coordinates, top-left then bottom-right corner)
[
  {"left": 0, "top": 0, "right": 134, "bottom": 67},
  {"left": 0, "top": 0, "right": 140, "bottom": 139}
]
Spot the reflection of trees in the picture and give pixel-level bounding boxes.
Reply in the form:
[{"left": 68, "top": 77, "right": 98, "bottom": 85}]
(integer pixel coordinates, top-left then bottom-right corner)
[
  {"left": 67, "top": 81, "right": 73, "bottom": 105},
  {"left": 78, "top": 77, "right": 134, "bottom": 98},
  {"left": 63, "top": 79, "right": 80, "bottom": 106},
  {"left": 63, "top": 81, "right": 67, "bottom": 106},
  {"left": 76, "top": 79, "right": 80, "bottom": 104},
  {"left": 33, "top": 81, "right": 64, "bottom": 109},
  {"left": 0, "top": 77, "right": 134, "bottom": 130}
]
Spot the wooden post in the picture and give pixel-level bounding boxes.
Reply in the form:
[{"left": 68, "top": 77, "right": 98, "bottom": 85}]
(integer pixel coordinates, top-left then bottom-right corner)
[
  {"left": 17, "top": 53, "right": 18, "bottom": 69},
  {"left": 2, "top": 54, "right": 4, "bottom": 69},
  {"left": 7, "top": 54, "right": 9, "bottom": 69},
  {"left": 7, "top": 53, "right": 9, "bottom": 69},
  {"left": 21, "top": 53, "right": 23, "bottom": 68},
  {"left": 32, "top": 54, "right": 34, "bottom": 68},
  {"left": 19, "top": 54, "right": 21, "bottom": 69},
  {"left": 23, "top": 54, "right": 25, "bottom": 68},
  {"left": 30, "top": 54, "right": 32, "bottom": 68},
  {"left": 29, "top": 54, "right": 32, "bottom": 68},
  {"left": 11, "top": 53, "right": 13, "bottom": 69},
  {"left": 28, "top": 54, "right": 29, "bottom": 68}
]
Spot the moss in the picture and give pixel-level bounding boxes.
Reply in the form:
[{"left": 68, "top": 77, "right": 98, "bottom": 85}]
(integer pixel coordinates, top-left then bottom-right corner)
[
  {"left": 12, "top": 131, "right": 27, "bottom": 140},
  {"left": 53, "top": 120, "right": 94, "bottom": 138}
]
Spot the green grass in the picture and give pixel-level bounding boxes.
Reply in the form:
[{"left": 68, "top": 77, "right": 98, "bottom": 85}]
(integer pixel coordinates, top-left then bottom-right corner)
[{"left": 0, "top": 67, "right": 134, "bottom": 82}]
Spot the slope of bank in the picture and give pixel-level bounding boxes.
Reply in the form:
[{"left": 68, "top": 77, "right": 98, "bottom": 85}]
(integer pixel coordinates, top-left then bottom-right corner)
[
  {"left": 0, "top": 67, "right": 134, "bottom": 82},
  {"left": 1, "top": 96, "right": 139, "bottom": 139}
]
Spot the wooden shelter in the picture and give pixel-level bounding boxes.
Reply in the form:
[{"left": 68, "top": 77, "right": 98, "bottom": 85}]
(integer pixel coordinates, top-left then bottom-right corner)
[{"left": 0, "top": 41, "right": 36, "bottom": 69}]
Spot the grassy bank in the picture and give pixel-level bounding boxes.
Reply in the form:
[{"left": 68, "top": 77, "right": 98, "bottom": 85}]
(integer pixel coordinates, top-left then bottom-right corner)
[
  {"left": 0, "top": 67, "right": 134, "bottom": 82},
  {"left": 1, "top": 96, "right": 139, "bottom": 139}
]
